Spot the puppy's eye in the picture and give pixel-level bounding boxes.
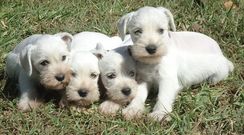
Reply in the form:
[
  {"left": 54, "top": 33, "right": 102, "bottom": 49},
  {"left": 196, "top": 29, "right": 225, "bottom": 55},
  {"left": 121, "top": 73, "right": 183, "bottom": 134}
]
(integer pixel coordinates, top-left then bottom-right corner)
[
  {"left": 62, "top": 55, "right": 66, "bottom": 61},
  {"left": 90, "top": 72, "right": 98, "bottom": 79},
  {"left": 158, "top": 28, "right": 164, "bottom": 34},
  {"left": 40, "top": 60, "right": 49, "bottom": 66},
  {"left": 71, "top": 72, "right": 77, "bottom": 77},
  {"left": 107, "top": 73, "right": 116, "bottom": 79},
  {"left": 134, "top": 29, "right": 142, "bottom": 35},
  {"left": 129, "top": 71, "right": 135, "bottom": 77}
]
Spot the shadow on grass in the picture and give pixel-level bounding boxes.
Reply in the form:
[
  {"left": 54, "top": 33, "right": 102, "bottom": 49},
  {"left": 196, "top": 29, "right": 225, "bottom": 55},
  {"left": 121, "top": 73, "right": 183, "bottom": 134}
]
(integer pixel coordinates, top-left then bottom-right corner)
[{"left": 0, "top": 70, "right": 19, "bottom": 100}]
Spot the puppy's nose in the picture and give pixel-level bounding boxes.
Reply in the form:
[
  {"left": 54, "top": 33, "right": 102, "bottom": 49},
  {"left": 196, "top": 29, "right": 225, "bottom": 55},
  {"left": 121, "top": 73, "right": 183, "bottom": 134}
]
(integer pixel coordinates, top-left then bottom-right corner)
[
  {"left": 121, "top": 87, "right": 131, "bottom": 96},
  {"left": 78, "top": 90, "right": 87, "bottom": 97},
  {"left": 55, "top": 74, "right": 65, "bottom": 82},
  {"left": 145, "top": 44, "right": 157, "bottom": 54}
]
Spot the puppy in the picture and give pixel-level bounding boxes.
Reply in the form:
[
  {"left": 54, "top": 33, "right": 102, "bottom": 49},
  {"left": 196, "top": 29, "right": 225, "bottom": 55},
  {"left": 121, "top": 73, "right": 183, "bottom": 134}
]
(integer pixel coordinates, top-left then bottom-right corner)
[
  {"left": 61, "top": 51, "right": 100, "bottom": 107},
  {"left": 117, "top": 6, "right": 234, "bottom": 121},
  {"left": 6, "top": 33, "right": 73, "bottom": 111},
  {"left": 96, "top": 44, "right": 138, "bottom": 117},
  {"left": 71, "top": 31, "right": 124, "bottom": 51}
]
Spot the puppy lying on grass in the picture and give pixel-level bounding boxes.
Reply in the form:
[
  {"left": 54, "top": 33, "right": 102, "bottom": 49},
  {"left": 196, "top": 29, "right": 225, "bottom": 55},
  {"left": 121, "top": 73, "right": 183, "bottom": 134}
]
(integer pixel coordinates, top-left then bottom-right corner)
[{"left": 6, "top": 32, "right": 73, "bottom": 111}]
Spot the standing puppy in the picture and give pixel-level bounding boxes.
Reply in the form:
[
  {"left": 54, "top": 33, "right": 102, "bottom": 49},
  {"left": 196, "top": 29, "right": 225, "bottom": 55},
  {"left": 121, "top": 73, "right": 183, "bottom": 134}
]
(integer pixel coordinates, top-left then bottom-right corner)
[
  {"left": 6, "top": 33, "right": 73, "bottom": 111},
  {"left": 118, "top": 6, "right": 234, "bottom": 121}
]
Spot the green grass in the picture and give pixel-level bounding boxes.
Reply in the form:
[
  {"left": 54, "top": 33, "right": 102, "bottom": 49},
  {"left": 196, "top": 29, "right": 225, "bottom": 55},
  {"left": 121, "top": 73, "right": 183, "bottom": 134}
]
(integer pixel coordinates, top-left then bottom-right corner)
[{"left": 0, "top": 0, "right": 243, "bottom": 134}]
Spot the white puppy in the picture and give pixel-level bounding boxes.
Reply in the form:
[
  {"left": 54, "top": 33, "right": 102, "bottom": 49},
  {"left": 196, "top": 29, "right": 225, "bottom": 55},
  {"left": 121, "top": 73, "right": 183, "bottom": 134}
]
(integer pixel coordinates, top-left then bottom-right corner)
[
  {"left": 62, "top": 51, "right": 100, "bottom": 107},
  {"left": 71, "top": 31, "right": 124, "bottom": 51},
  {"left": 117, "top": 6, "right": 234, "bottom": 121},
  {"left": 6, "top": 33, "right": 73, "bottom": 111},
  {"left": 97, "top": 45, "right": 138, "bottom": 117}
]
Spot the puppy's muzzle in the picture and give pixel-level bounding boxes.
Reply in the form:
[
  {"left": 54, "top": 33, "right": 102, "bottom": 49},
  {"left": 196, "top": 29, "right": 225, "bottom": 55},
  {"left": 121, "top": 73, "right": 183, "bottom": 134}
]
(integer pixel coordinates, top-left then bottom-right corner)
[
  {"left": 145, "top": 44, "right": 157, "bottom": 54},
  {"left": 121, "top": 87, "right": 131, "bottom": 96},
  {"left": 78, "top": 89, "right": 88, "bottom": 97}
]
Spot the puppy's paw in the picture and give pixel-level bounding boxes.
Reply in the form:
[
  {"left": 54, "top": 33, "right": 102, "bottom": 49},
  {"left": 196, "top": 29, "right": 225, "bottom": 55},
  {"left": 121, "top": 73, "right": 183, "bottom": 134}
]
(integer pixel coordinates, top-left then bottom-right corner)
[
  {"left": 58, "top": 98, "right": 68, "bottom": 108},
  {"left": 99, "top": 101, "right": 121, "bottom": 116},
  {"left": 148, "top": 111, "right": 171, "bottom": 122},
  {"left": 122, "top": 104, "right": 144, "bottom": 120},
  {"left": 18, "top": 100, "right": 42, "bottom": 112}
]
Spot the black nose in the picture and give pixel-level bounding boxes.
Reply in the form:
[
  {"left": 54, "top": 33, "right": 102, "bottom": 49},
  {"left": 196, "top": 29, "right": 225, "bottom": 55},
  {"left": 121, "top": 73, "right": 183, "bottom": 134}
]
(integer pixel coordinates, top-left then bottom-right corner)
[
  {"left": 121, "top": 87, "right": 131, "bottom": 96},
  {"left": 145, "top": 45, "right": 157, "bottom": 54},
  {"left": 78, "top": 90, "right": 87, "bottom": 97},
  {"left": 55, "top": 74, "right": 65, "bottom": 81}
]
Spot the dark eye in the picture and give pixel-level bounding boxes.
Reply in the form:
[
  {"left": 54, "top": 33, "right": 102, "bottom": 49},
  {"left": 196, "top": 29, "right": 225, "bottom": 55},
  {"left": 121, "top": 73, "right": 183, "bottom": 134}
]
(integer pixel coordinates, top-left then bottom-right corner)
[
  {"left": 40, "top": 60, "right": 49, "bottom": 66},
  {"left": 158, "top": 28, "right": 164, "bottom": 34},
  {"left": 134, "top": 29, "right": 142, "bottom": 35},
  {"left": 107, "top": 73, "right": 116, "bottom": 79},
  {"left": 90, "top": 72, "right": 98, "bottom": 79},
  {"left": 71, "top": 72, "right": 76, "bottom": 77},
  {"left": 62, "top": 55, "right": 66, "bottom": 61},
  {"left": 129, "top": 71, "right": 135, "bottom": 77}
]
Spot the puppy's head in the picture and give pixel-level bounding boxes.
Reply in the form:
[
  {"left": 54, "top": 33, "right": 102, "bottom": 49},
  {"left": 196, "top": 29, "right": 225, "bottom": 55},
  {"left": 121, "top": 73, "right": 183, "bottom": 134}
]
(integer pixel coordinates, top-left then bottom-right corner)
[
  {"left": 19, "top": 33, "right": 73, "bottom": 90},
  {"left": 118, "top": 6, "right": 176, "bottom": 64},
  {"left": 65, "top": 51, "right": 100, "bottom": 107},
  {"left": 98, "top": 46, "right": 138, "bottom": 105}
]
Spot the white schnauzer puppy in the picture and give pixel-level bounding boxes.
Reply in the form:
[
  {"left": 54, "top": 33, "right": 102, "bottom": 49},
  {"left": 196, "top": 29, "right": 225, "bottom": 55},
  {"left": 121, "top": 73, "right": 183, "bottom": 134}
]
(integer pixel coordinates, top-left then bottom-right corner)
[
  {"left": 62, "top": 51, "right": 100, "bottom": 107},
  {"left": 71, "top": 31, "right": 124, "bottom": 51},
  {"left": 95, "top": 44, "right": 138, "bottom": 117},
  {"left": 6, "top": 32, "right": 73, "bottom": 111},
  {"left": 117, "top": 6, "right": 234, "bottom": 121}
]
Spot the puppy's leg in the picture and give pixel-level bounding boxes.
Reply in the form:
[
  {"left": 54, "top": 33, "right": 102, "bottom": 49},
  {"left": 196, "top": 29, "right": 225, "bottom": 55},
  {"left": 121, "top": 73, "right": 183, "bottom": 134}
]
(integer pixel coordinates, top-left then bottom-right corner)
[
  {"left": 148, "top": 73, "right": 181, "bottom": 121},
  {"left": 58, "top": 91, "right": 68, "bottom": 108},
  {"left": 122, "top": 82, "right": 148, "bottom": 120},
  {"left": 99, "top": 100, "right": 121, "bottom": 116},
  {"left": 17, "top": 71, "right": 42, "bottom": 111}
]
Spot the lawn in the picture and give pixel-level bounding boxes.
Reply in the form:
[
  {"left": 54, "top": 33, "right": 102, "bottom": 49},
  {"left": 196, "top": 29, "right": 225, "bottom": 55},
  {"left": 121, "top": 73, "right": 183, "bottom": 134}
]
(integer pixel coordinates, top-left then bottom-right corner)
[{"left": 0, "top": 0, "right": 243, "bottom": 134}]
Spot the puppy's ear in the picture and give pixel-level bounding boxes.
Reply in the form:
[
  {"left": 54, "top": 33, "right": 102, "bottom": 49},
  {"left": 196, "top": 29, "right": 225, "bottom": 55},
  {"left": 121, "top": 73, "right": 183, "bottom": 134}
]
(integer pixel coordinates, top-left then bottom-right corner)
[
  {"left": 91, "top": 43, "right": 106, "bottom": 60},
  {"left": 117, "top": 12, "right": 134, "bottom": 40},
  {"left": 157, "top": 7, "right": 176, "bottom": 31},
  {"left": 55, "top": 32, "right": 73, "bottom": 50},
  {"left": 19, "top": 45, "right": 35, "bottom": 76}
]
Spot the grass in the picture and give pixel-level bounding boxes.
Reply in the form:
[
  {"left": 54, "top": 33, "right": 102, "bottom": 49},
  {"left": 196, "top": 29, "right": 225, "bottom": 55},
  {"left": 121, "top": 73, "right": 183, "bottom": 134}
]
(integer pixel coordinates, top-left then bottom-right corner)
[{"left": 0, "top": 0, "right": 243, "bottom": 134}]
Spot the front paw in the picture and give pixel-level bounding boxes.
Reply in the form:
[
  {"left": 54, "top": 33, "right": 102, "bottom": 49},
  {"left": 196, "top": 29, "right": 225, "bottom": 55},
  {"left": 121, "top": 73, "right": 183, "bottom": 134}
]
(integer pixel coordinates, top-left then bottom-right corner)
[
  {"left": 99, "top": 101, "right": 121, "bottom": 116},
  {"left": 122, "top": 104, "right": 144, "bottom": 120},
  {"left": 18, "top": 100, "right": 42, "bottom": 112},
  {"left": 148, "top": 111, "right": 171, "bottom": 122}
]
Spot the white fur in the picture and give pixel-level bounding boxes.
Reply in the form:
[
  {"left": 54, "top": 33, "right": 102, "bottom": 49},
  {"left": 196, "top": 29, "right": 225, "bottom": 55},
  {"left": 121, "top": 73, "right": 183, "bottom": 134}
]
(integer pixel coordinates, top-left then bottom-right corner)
[
  {"left": 117, "top": 6, "right": 234, "bottom": 121},
  {"left": 71, "top": 31, "right": 127, "bottom": 51}
]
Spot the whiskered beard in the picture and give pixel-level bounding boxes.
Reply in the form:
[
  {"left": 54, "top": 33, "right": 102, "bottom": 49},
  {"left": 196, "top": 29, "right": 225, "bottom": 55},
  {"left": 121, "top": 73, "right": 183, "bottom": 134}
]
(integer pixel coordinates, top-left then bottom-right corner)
[
  {"left": 130, "top": 44, "right": 167, "bottom": 64},
  {"left": 39, "top": 64, "right": 71, "bottom": 90},
  {"left": 65, "top": 84, "right": 100, "bottom": 107}
]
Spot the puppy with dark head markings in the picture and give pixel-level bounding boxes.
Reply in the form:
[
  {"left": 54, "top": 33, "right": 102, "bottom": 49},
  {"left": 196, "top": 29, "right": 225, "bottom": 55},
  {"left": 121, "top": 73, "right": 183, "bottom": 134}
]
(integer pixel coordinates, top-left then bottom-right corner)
[{"left": 94, "top": 42, "right": 140, "bottom": 117}]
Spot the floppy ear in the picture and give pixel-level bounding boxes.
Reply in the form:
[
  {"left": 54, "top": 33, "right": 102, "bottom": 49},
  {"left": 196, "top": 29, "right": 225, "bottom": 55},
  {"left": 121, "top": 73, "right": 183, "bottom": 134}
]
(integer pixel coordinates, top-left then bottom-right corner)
[
  {"left": 157, "top": 7, "right": 176, "bottom": 31},
  {"left": 117, "top": 12, "right": 134, "bottom": 40},
  {"left": 55, "top": 32, "right": 73, "bottom": 50},
  {"left": 91, "top": 43, "right": 107, "bottom": 60},
  {"left": 19, "top": 45, "right": 35, "bottom": 76}
]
